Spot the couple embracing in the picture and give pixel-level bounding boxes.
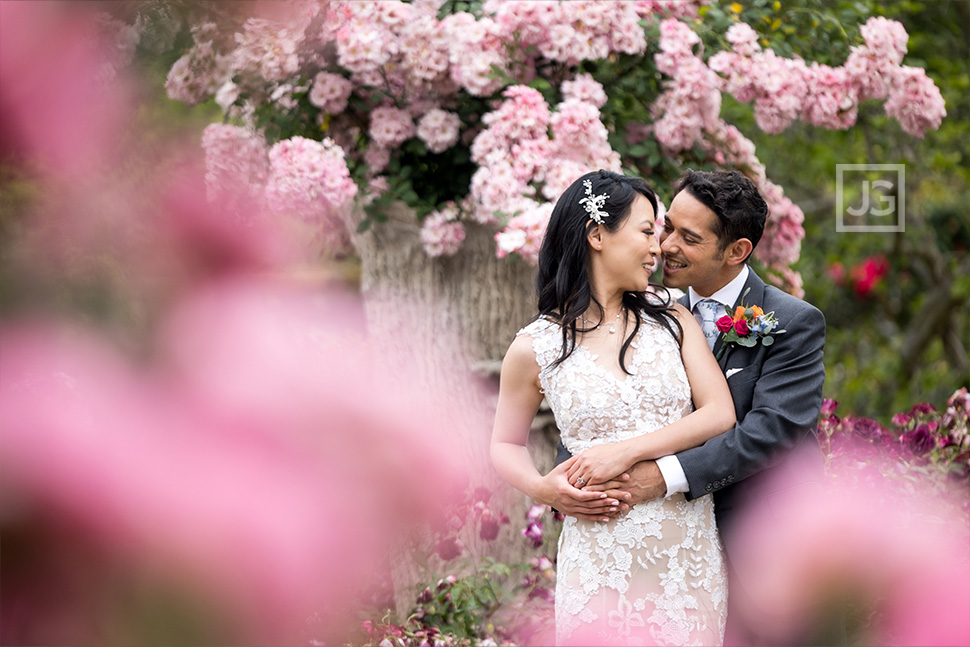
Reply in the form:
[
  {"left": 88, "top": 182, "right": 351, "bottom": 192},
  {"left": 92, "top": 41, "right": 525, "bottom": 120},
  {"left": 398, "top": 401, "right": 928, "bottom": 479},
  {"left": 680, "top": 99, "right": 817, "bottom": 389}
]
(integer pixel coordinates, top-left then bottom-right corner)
[{"left": 491, "top": 169, "right": 826, "bottom": 646}]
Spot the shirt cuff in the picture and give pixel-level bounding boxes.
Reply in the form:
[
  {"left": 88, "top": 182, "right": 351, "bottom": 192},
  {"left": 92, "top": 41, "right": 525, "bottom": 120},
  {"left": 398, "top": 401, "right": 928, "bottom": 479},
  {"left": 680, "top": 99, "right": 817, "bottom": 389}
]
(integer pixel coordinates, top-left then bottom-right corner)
[{"left": 655, "top": 455, "right": 689, "bottom": 497}]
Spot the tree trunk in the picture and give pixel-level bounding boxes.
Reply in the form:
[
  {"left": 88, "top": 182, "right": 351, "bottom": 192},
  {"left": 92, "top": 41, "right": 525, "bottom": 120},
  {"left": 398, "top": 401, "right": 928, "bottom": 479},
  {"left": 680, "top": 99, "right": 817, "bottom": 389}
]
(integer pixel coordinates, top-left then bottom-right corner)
[{"left": 350, "top": 203, "right": 559, "bottom": 620}]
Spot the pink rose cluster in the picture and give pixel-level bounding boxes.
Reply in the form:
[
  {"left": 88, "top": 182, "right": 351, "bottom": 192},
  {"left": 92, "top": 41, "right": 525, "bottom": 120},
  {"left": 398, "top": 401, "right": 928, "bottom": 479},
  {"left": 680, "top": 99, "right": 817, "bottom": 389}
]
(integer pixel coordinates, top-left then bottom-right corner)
[
  {"left": 419, "top": 202, "right": 466, "bottom": 258},
  {"left": 173, "top": 0, "right": 717, "bottom": 176},
  {"left": 416, "top": 109, "right": 461, "bottom": 154},
  {"left": 495, "top": 203, "right": 553, "bottom": 266},
  {"left": 201, "top": 124, "right": 270, "bottom": 221},
  {"left": 443, "top": 12, "right": 509, "bottom": 97},
  {"left": 702, "top": 122, "right": 805, "bottom": 294},
  {"left": 755, "top": 180, "right": 805, "bottom": 269},
  {"left": 203, "top": 126, "right": 357, "bottom": 232},
  {"left": 167, "top": 1, "right": 947, "bottom": 278},
  {"left": 486, "top": 0, "right": 649, "bottom": 66},
  {"left": 165, "top": 23, "right": 233, "bottom": 106},
  {"left": 710, "top": 17, "right": 945, "bottom": 137},
  {"left": 470, "top": 83, "right": 619, "bottom": 263},
  {"left": 167, "top": 8, "right": 318, "bottom": 109},
  {"left": 329, "top": 1, "right": 455, "bottom": 94},
  {"left": 652, "top": 19, "right": 723, "bottom": 152},
  {"left": 308, "top": 71, "right": 353, "bottom": 114},
  {"left": 265, "top": 136, "right": 358, "bottom": 223},
  {"left": 231, "top": 17, "right": 304, "bottom": 83},
  {"left": 368, "top": 106, "right": 415, "bottom": 149}
]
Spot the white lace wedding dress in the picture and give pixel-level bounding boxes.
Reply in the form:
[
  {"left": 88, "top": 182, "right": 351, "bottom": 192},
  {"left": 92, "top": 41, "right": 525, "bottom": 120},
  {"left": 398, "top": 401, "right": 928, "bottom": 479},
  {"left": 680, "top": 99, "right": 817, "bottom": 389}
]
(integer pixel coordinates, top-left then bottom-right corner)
[{"left": 519, "top": 315, "right": 727, "bottom": 646}]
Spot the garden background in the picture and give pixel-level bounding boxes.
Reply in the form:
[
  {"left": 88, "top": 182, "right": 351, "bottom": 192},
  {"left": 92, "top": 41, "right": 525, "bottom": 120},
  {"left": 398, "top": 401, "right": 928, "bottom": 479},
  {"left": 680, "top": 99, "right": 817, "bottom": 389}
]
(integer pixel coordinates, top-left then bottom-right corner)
[{"left": 1, "top": 1, "right": 968, "bottom": 646}]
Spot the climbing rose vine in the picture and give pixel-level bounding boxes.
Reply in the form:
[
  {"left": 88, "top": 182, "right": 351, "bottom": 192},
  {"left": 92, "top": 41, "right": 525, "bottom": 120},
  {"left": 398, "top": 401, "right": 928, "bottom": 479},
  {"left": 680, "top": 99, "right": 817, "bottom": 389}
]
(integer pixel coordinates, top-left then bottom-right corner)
[{"left": 145, "top": 0, "right": 945, "bottom": 294}]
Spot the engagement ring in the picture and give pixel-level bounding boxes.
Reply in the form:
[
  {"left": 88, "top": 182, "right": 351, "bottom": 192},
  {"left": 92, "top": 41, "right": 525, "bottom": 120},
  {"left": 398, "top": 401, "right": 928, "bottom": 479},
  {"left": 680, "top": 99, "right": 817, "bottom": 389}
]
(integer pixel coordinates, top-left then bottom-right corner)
[{"left": 576, "top": 477, "right": 585, "bottom": 486}]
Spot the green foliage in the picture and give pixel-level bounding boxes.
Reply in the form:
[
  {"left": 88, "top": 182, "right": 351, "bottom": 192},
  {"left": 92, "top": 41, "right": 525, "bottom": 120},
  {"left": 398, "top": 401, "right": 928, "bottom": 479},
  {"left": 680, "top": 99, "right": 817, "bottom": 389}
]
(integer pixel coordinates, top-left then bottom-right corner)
[
  {"left": 695, "top": 0, "right": 870, "bottom": 65},
  {"left": 436, "top": 0, "right": 485, "bottom": 20},
  {"left": 354, "top": 555, "right": 555, "bottom": 647},
  {"left": 726, "top": 0, "right": 970, "bottom": 417}
]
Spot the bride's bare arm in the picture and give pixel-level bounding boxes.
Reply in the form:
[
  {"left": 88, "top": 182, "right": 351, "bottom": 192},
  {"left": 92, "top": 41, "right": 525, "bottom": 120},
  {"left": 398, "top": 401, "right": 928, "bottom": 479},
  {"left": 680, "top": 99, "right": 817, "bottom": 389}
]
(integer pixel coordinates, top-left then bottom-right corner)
[
  {"left": 565, "top": 304, "right": 735, "bottom": 486},
  {"left": 491, "top": 334, "right": 621, "bottom": 520}
]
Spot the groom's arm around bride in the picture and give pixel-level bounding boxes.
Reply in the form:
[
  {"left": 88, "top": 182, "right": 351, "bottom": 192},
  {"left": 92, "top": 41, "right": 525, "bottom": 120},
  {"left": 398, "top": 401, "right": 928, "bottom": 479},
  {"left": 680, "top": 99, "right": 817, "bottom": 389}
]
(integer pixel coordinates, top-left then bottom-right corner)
[{"left": 559, "top": 169, "right": 829, "bottom": 644}]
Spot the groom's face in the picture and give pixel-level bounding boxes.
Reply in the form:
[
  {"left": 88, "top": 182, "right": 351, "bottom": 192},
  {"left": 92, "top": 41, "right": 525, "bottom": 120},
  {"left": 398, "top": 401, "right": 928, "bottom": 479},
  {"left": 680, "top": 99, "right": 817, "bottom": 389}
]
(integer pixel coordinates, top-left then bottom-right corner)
[{"left": 659, "top": 191, "right": 731, "bottom": 297}]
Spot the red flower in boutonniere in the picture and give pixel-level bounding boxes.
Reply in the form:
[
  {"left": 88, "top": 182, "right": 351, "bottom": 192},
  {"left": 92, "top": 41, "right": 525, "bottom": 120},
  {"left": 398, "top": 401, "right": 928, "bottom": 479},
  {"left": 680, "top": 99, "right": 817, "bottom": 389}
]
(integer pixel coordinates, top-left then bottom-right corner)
[{"left": 714, "top": 288, "right": 786, "bottom": 360}]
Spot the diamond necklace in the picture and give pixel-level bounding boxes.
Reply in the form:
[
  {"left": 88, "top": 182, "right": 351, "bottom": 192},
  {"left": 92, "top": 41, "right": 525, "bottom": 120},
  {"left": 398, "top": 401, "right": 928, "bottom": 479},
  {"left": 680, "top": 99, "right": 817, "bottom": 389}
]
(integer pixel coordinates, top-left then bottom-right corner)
[{"left": 581, "top": 307, "right": 625, "bottom": 334}]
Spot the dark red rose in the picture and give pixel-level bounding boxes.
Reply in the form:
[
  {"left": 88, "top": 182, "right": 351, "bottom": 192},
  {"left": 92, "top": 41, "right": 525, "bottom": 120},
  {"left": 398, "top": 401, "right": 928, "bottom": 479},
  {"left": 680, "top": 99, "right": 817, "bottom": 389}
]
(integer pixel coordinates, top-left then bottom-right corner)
[
  {"left": 734, "top": 318, "right": 749, "bottom": 336},
  {"left": 901, "top": 424, "right": 935, "bottom": 456},
  {"left": 479, "top": 510, "right": 500, "bottom": 541},
  {"left": 715, "top": 315, "right": 734, "bottom": 333}
]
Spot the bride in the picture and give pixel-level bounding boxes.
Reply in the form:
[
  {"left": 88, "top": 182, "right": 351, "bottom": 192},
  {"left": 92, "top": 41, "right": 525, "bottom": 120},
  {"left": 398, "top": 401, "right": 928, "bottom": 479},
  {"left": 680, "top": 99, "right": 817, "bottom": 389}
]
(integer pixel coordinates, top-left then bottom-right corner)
[{"left": 491, "top": 170, "right": 735, "bottom": 646}]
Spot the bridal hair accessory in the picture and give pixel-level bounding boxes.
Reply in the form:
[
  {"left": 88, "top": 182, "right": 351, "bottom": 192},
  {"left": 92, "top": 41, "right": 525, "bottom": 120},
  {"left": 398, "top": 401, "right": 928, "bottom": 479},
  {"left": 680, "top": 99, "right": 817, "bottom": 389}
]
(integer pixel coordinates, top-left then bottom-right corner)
[{"left": 579, "top": 179, "right": 610, "bottom": 225}]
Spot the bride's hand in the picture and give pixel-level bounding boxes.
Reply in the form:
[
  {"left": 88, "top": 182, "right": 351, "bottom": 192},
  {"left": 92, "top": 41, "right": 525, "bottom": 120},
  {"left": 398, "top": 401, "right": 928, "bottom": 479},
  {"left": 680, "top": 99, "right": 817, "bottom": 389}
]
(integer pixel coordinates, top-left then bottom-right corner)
[{"left": 566, "top": 442, "right": 634, "bottom": 488}]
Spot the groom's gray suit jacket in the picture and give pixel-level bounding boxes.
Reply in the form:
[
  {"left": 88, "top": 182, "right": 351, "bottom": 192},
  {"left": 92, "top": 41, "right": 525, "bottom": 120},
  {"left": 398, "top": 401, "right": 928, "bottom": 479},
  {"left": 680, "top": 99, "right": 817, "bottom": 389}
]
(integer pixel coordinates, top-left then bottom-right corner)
[
  {"left": 675, "top": 269, "right": 826, "bottom": 555},
  {"left": 556, "top": 269, "right": 826, "bottom": 559}
]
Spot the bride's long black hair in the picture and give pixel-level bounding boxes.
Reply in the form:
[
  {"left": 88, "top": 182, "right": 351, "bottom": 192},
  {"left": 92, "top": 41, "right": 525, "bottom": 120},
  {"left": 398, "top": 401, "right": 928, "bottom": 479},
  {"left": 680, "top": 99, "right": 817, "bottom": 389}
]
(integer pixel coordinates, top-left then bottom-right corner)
[{"left": 535, "top": 169, "right": 682, "bottom": 374}]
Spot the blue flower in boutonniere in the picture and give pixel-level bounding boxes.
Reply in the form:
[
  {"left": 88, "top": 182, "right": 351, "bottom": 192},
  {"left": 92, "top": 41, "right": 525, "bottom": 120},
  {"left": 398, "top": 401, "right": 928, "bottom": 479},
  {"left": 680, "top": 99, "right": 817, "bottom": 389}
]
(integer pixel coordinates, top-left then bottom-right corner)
[{"left": 714, "top": 288, "right": 786, "bottom": 360}]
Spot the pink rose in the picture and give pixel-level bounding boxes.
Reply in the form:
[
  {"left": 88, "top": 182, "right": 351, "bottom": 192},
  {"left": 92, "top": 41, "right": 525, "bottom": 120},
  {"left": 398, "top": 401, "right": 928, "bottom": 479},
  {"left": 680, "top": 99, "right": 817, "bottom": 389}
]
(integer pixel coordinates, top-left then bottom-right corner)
[
  {"left": 715, "top": 315, "right": 734, "bottom": 333},
  {"left": 734, "top": 318, "right": 750, "bottom": 336}
]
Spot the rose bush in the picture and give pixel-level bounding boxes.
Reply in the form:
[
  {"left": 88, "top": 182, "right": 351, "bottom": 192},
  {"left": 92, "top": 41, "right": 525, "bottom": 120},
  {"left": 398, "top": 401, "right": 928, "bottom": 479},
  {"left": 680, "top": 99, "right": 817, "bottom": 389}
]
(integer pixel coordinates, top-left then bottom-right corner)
[
  {"left": 125, "top": 0, "right": 947, "bottom": 294},
  {"left": 819, "top": 387, "right": 970, "bottom": 508}
]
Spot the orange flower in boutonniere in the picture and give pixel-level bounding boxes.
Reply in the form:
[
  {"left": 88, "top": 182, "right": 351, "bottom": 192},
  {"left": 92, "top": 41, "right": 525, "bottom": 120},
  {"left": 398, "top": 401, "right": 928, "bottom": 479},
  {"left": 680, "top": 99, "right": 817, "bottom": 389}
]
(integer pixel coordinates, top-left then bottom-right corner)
[{"left": 714, "top": 288, "right": 786, "bottom": 360}]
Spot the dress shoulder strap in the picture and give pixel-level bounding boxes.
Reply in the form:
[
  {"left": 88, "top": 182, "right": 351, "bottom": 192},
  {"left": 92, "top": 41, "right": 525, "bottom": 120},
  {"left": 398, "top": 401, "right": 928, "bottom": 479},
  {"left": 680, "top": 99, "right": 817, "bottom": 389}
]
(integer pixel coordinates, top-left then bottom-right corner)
[{"left": 515, "top": 316, "right": 562, "bottom": 372}]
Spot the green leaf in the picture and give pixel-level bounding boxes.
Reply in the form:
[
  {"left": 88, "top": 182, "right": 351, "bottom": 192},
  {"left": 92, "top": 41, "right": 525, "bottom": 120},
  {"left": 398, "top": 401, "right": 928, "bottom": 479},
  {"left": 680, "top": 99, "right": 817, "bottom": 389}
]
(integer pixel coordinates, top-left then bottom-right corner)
[
  {"left": 762, "top": 335, "right": 775, "bottom": 346},
  {"left": 356, "top": 219, "right": 372, "bottom": 234}
]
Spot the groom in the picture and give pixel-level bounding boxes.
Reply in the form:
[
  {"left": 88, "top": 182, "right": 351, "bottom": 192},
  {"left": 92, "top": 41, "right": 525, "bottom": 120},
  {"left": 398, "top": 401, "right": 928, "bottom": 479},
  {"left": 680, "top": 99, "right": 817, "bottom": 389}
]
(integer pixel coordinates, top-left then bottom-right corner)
[{"left": 553, "top": 169, "right": 827, "bottom": 645}]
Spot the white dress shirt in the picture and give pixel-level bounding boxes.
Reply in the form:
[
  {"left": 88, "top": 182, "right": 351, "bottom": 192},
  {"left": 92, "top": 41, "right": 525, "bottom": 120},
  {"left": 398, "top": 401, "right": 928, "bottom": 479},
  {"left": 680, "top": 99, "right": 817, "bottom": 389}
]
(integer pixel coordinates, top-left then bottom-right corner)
[{"left": 656, "top": 265, "right": 749, "bottom": 496}]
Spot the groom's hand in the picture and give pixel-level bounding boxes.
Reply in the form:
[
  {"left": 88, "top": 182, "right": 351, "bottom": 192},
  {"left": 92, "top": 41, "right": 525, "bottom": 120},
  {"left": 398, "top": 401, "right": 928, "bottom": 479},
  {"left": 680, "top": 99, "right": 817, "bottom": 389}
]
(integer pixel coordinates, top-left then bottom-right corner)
[
  {"left": 540, "top": 459, "right": 622, "bottom": 522},
  {"left": 587, "top": 460, "right": 666, "bottom": 511}
]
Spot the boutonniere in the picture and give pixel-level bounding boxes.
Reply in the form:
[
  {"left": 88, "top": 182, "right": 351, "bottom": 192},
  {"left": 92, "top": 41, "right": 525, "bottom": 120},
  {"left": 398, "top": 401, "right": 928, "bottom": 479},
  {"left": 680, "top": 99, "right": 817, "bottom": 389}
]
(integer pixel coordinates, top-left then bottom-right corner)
[{"left": 714, "top": 288, "right": 786, "bottom": 359}]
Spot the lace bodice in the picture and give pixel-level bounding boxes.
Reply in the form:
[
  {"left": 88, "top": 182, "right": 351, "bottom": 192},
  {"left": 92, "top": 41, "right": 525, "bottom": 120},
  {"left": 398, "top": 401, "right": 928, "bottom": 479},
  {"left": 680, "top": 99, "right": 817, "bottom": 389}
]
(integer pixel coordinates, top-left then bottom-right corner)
[
  {"left": 519, "top": 315, "right": 693, "bottom": 455},
  {"left": 518, "top": 314, "right": 726, "bottom": 646}
]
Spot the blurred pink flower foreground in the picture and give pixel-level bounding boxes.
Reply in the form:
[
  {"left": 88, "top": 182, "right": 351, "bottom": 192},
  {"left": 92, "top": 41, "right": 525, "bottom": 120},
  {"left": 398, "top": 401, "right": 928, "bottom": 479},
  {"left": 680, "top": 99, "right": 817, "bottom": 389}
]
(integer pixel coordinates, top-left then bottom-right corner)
[
  {"left": 0, "top": 3, "right": 467, "bottom": 643},
  {"left": 731, "top": 455, "right": 970, "bottom": 646}
]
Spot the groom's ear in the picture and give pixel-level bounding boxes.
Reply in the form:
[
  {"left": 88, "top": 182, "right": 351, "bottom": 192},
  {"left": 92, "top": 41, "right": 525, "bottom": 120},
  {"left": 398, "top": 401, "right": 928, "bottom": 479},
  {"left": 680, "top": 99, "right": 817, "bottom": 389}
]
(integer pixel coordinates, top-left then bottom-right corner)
[{"left": 725, "top": 238, "right": 753, "bottom": 266}]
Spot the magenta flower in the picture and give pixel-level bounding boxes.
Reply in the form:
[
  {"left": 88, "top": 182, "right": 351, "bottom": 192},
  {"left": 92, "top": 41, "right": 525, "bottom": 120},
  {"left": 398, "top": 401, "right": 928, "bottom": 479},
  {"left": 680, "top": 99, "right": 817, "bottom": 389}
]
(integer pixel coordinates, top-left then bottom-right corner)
[
  {"left": 527, "top": 504, "right": 547, "bottom": 523},
  {"left": 434, "top": 537, "right": 462, "bottom": 561},
  {"left": 910, "top": 402, "right": 937, "bottom": 416},
  {"left": 523, "top": 521, "right": 543, "bottom": 548},
  {"left": 715, "top": 315, "right": 734, "bottom": 333},
  {"left": 734, "top": 318, "right": 750, "bottom": 336},
  {"left": 891, "top": 412, "right": 913, "bottom": 427},
  {"left": 849, "top": 417, "right": 889, "bottom": 442},
  {"left": 821, "top": 399, "right": 839, "bottom": 416},
  {"left": 416, "top": 587, "right": 433, "bottom": 604},
  {"left": 901, "top": 424, "right": 935, "bottom": 457},
  {"left": 479, "top": 510, "right": 500, "bottom": 541}
]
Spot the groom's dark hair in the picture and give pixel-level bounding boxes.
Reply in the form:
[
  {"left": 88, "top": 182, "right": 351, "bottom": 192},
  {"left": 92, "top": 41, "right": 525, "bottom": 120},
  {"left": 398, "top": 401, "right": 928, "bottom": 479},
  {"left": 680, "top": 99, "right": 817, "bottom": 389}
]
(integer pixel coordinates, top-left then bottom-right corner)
[{"left": 673, "top": 169, "right": 768, "bottom": 262}]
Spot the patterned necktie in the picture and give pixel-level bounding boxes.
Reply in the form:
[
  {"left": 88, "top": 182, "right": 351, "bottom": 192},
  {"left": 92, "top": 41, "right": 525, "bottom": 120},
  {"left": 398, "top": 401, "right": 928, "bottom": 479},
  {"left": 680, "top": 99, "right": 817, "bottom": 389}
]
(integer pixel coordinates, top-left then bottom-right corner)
[{"left": 694, "top": 299, "right": 723, "bottom": 351}]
